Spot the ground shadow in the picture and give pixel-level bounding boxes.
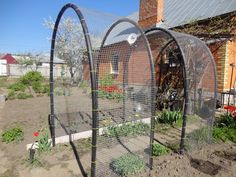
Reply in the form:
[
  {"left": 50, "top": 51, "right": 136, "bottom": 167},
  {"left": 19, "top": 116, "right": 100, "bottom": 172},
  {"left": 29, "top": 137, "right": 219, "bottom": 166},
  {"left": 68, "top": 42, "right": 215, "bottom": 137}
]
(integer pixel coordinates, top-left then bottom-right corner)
[{"left": 54, "top": 115, "right": 88, "bottom": 177}]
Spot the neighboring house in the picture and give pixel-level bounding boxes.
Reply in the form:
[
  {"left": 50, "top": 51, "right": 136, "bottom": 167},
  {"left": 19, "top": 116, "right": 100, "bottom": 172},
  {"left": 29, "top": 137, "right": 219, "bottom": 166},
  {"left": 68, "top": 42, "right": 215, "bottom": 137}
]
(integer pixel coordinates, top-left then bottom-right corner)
[
  {"left": 0, "top": 53, "right": 18, "bottom": 64},
  {"left": 0, "top": 54, "right": 18, "bottom": 76},
  {"left": 84, "top": 0, "right": 236, "bottom": 94}
]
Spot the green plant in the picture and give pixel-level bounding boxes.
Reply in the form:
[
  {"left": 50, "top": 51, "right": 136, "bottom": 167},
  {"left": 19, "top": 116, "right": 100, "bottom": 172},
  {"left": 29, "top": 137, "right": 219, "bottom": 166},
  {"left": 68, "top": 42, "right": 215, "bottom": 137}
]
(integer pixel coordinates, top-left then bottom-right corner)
[
  {"left": 215, "top": 113, "right": 236, "bottom": 129},
  {"left": 157, "top": 110, "right": 183, "bottom": 125},
  {"left": 97, "top": 88, "right": 123, "bottom": 102},
  {"left": 8, "top": 82, "right": 26, "bottom": 92},
  {"left": 32, "top": 81, "right": 42, "bottom": 93},
  {"left": 111, "top": 154, "right": 145, "bottom": 176},
  {"left": 19, "top": 71, "right": 43, "bottom": 85},
  {"left": 41, "top": 84, "right": 50, "bottom": 94},
  {"left": 213, "top": 127, "right": 236, "bottom": 143},
  {"left": 36, "top": 129, "right": 52, "bottom": 153},
  {"left": 152, "top": 143, "right": 171, "bottom": 156},
  {"left": 104, "top": 122, "right": 150, "bottom": 138},
  {"left": 100, "top": 74, "right": 114, "bottom": 86},
  {"left": 1, "top": 127, "right": 24, "bottom": 143},
  {"left": 17, "top": 92, "right": 33, "bottom": 99}
]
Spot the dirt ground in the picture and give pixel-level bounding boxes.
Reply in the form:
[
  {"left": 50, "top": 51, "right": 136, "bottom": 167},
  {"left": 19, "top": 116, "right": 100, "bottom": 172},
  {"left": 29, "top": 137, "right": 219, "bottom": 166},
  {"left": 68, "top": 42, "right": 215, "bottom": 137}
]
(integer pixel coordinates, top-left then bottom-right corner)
[{"left": 0, "top": 95, "right": 236, "bottom": 177}]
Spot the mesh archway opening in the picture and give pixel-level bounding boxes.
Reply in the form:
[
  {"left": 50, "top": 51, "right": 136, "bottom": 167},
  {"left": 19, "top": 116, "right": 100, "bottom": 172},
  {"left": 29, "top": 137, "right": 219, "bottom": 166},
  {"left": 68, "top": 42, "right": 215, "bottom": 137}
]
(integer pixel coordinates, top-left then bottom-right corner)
[
  {"left": 145, "top": 28, "right": 217, "bottom": 153},
  {"left": 49, "top": 3, "right": 98, "bottom": 176},
  {"left": 94, "top": 18, "right": 156, "bottom": 176}
]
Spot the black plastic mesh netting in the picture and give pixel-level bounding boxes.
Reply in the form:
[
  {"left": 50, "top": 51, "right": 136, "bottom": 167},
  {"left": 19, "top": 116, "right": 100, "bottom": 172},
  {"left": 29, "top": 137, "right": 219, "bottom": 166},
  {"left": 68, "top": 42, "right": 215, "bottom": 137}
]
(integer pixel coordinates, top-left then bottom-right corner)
[
  {"left": 146, "top": 28, "right": 217, "bottom": 153},
  {"left": 94, "top": 19, "right": 155, "bottom": 176}
]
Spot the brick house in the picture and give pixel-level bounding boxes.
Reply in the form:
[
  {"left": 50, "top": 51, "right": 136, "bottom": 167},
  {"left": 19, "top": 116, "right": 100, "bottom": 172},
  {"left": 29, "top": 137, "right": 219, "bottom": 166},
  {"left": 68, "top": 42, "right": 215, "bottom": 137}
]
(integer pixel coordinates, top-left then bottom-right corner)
[{"left": 84, "top": 0, "right": 236, "bottom": 94}]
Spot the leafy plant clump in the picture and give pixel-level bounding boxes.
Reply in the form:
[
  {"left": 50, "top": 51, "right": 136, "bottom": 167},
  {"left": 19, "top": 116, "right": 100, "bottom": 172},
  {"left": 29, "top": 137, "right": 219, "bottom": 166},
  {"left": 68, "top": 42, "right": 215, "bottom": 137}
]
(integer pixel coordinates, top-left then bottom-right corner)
[
  {"left": 157, "top": 110, "right": 183, "bottom": 125},
  {"left": 36, "top": 129, "right": 52, "bottom": 153},
  {"left": 212, "top": 113, "right": 236, "bottom": 143},
  {"left": 215, "top": 113, "right": 236, "bottom": 129},
  {"left": 1, "top": 127, "right": 24, "bottom": 143},
  {"left": 111, "top": 154, "right": 145, "bottom": 176},
  {"left": 213, "top": 127, "right": 236, "bottom": 143},
  {"left": 152, "top": 144, "right": 171, "bottom": 156},
  {"left": 104, "top": 122, "right": 150, "bottom": 138}
]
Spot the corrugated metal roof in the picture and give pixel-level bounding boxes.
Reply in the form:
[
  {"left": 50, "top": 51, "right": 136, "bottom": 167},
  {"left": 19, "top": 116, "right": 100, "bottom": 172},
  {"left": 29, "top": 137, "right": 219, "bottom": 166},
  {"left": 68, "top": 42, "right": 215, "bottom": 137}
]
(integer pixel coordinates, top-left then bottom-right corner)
[
  {"left": 104, "top": 0, "right": 236, "bottom": 45},
  {"left": 130, "top": 0, "right": 236, "bottom": 28}
]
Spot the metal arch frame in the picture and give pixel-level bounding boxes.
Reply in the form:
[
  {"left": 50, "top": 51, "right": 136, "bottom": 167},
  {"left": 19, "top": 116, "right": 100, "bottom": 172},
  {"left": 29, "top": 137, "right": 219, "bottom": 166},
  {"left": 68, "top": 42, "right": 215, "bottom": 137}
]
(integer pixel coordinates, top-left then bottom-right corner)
[
  {"left": 49, "top": 3, "right": 98, "bottom": 176},
  {"left": 145, "top": 27, "right": 218, "bottom": 154},
  {"left": 96, "top": 18, "right": 156, "bottom": 170}
]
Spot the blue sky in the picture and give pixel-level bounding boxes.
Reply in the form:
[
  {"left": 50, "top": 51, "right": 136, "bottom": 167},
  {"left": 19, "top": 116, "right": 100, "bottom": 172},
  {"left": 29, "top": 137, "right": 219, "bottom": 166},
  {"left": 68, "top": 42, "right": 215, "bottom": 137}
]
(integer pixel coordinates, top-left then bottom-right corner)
[{"left": 0, "top": 0, "right": 139, "bottom": 54}]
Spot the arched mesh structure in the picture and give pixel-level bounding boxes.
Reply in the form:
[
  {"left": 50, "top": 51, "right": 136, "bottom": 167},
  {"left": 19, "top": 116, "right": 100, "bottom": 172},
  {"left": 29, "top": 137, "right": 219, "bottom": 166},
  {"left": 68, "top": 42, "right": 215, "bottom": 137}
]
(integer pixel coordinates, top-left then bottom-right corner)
[
  {"left": 146, "top": 28, "right": 217, "bottom": 153},
  {"left": 94, "top": 19, "right": 155, "bottom": 176},
  {"left": 49, "top": 3, "right": 97, "bottom": 175}
]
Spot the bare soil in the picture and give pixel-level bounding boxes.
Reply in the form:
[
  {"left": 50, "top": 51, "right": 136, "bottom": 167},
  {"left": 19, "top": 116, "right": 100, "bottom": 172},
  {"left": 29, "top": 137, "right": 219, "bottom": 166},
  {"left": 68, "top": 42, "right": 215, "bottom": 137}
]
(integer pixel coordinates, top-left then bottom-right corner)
[{"left": 0, "top": 95, "right": 236, "bottom": 177}]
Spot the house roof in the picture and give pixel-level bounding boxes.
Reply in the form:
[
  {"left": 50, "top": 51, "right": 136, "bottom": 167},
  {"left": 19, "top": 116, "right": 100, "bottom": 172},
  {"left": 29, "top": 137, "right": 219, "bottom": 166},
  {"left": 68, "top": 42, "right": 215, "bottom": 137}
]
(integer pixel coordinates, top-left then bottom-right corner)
[
  {"left": 131, "top": 0, "right": 236, "bottom": 28},
  {"left": 105, "top": 0, "right": 236, "bottom": 45},
  {"left": 0, "top": 54, "right": 17, "bottom": 64},
  {"left": 37, "top": 54, "right": 65, "bottom": 64}
]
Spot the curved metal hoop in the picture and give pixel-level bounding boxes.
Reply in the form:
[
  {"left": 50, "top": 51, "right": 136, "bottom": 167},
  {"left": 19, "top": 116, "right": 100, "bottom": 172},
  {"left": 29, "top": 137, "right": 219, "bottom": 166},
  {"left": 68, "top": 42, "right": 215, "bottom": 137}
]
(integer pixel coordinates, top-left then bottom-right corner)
[
  {"left": 96, "top": 18, "right": 156, "bottom": 169},
  {"left": 145, "top": 27, "right": 217, "bottom": 154},
  {"left": 49, "top": 3, "right": 98, "bottom": 176}
]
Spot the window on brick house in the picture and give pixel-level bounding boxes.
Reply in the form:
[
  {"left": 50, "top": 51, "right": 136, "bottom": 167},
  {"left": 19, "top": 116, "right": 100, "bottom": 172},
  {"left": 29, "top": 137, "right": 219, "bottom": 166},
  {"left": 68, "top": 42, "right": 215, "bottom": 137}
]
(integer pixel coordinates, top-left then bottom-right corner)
[{"left": 111, "top": 53, "right": 119, "bottom": 74}]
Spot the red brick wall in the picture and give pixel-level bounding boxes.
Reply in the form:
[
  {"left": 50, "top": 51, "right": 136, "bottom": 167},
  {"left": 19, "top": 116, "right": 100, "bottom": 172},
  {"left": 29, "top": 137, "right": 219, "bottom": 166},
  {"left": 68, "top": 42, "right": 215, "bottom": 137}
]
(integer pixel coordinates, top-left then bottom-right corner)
[{"left": 138, "top": 0, "right": 164, "bottom": 29}]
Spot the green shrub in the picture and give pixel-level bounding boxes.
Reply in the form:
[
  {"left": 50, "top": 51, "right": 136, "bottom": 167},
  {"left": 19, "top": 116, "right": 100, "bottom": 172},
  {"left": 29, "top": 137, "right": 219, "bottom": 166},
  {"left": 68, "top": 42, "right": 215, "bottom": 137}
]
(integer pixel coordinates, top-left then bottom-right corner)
[
  {"left": 32, "top": 81, "right": 42, "bottom": 93},
  {"left": 17, "top": 92, "right": 33, "bottom": 99},
  {"left": 105, "top": 122, "right": 150, "bottom": 138},
  {"left": 8, "top": 82, "right": 26, "bottom": 92},
  {"left": 157, "top": 110, "right": 183, "bottom": 125},
  {"left": 1, "top": 127, "right": 24, "bottom": 143},
  {"left": 111, "top": 154, "right": 145, "bottom": 176},
  {"left": 153, "top": 144, "right": 171, "bottom": 156},
  {"left": 19, "top": 71, "right": 43, "bottom": 85},
  {"left": 42, "top": 84, "right": 50, "bottom": 94},
  {"left": 7, "top": 90, "right": 16, "bottom": 100}
]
